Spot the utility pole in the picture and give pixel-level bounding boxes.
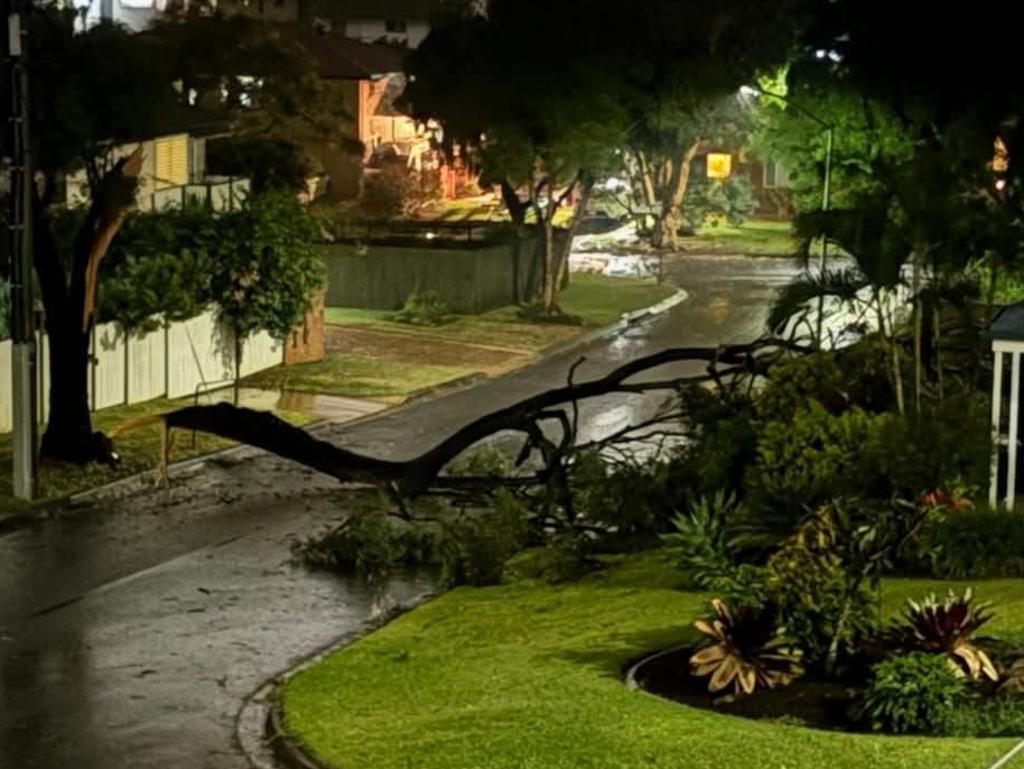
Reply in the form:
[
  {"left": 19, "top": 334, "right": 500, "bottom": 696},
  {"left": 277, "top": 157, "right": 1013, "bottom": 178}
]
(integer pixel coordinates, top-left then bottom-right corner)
[
  {"left": 7, "top": 1, "right": 38, "bottom": 500},
  {"left": 815, "top": 125, "right": 834, "bottom": 349}
]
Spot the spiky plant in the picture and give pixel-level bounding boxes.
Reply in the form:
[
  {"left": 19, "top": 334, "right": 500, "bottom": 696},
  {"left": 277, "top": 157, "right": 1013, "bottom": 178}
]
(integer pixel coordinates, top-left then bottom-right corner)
[
  {"left": 690, "top": 598, "right": 805, "bottom": 696},
  {"left": 890, "top": 589, "right": 998, "bottom": 681}
]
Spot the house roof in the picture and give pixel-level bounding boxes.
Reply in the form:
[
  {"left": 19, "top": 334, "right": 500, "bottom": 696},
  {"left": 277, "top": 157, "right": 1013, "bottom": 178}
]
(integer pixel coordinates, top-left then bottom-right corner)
[
  {"left": 151, "top": 103, "right": 233, "bottom": 139},
  {"left": 302, "top": 32, "right": 407, "bottom": 79},
  {"left": 991, "top": 302, "right": 1024, "bottom": 342},
  {"left": 320, "top": 0, "right": 443, "bottom": 21}
]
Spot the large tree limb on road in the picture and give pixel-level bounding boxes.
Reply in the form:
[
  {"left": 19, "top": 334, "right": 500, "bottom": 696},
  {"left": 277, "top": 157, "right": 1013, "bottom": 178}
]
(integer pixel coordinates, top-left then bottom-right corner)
[{"left": 138, "top": 339, "right": 805, "bottom": 496}]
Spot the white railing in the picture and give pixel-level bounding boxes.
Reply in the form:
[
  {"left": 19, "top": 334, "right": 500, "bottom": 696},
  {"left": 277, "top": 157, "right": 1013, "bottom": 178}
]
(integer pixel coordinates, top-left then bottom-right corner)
[
  {"left": 0, "top": 307, "right": 282, "bottom": 433},
  {"left": 146, "top": 177, "right": 251, "bottom": 213}
]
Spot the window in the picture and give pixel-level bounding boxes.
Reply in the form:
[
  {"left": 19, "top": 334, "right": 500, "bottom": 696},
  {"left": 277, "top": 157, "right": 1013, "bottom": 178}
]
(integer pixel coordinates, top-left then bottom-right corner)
[
  {"left": 385, "top": 19, "right": 407, "bottom": 33},
  {"left": 763, "top": 160, "right": 790, "bottom": 189},
  {"left": 155, "top": 134, "right": 189, "bottom": 189}
]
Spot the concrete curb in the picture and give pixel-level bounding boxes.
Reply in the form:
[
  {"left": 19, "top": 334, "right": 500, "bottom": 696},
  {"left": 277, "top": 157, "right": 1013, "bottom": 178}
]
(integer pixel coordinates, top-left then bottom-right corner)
[
  {"left": 2, "top": 286, "right": 689, "bottom": 531},
  {"left": 235, "top": 593, "right": 437, "bottom": 769},
  {"left": 536, "top": 286, "right": 688, "bottom": 362}
]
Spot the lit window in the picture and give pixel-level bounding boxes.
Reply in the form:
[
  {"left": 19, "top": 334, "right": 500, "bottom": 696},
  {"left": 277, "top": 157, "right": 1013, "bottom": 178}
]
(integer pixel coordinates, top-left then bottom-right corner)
[{"left": 385, "top": 19, "right": 407, "bottom": 33}]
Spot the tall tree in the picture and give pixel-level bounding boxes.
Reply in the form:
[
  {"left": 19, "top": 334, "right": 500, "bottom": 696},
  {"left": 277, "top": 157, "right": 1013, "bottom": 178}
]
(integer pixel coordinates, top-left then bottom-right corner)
[
  {"left": 0, "top": 8, "right": 180, "bottom": 463},
  {"left": 405, "top": 1, "right": 626, "bottom": 313},
  {"left": 0, "top": 4, "right": 330, "bottom": 464},
  {"left": 748, "top": 78, "right": 914, "bottom": 214}
]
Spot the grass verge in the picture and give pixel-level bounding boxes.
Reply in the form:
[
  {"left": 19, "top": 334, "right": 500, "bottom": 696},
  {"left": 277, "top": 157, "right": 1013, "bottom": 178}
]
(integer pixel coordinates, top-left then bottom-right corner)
[
  {"left": 326, "top": 274, "right": 678, "bottom": 354},
  {"left": 282, "top": 548, "right": 1022, "bottom": 769},
  {"left": 0, "top": 396, "right": 314, "bottom": 514},
  {"left": 243, "top": 354, "right": 475, "bottom": 401},
  {"left": 679, "top": 219, "right": 796, "bottom": 257}
]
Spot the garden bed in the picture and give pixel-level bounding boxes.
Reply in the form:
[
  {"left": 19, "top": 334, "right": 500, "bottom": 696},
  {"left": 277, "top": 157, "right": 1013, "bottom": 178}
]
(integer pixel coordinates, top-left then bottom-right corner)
[
  {"left": 627, "top": 645, "right": 860, "bottom": 731},
  {"left": 280, "top": 549, "right": 1024, "bottom": 769}
]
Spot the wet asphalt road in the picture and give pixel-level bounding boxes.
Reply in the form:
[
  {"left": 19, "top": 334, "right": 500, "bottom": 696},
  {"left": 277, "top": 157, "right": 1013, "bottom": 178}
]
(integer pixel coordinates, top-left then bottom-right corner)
[{"left": 0, "top": 255, "right": 800, "bottom": 769}]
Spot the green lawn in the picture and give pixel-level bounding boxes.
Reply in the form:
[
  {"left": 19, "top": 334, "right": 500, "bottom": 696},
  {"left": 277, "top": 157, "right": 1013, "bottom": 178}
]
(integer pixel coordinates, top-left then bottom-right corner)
[
  {"left": 326, "top": 275, "right": 678, "bottom": 354},
  {"left": 0, "top": 397, "right": 314, "bottom": 514},
  {"left": 679, "top": 218, "right": 796, "bottom": 257},
  {"left": 243, "top": 354, "right": 474, "bottom": 401},
  {"left": 282, "top": 548, "right": 1023, "bottom": 769}
]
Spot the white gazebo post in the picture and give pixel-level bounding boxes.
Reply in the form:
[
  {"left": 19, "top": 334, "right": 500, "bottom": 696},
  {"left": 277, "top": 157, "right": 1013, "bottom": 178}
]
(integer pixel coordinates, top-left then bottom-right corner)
[{"left": 989, "top": 304, "right": 1024, "bottom": 510}]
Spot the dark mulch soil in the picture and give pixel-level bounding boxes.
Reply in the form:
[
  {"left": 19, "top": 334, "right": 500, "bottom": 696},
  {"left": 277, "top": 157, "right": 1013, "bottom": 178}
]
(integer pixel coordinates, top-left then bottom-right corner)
[{"left": 628, "top": 647, "right": 864, "bottom": 731}]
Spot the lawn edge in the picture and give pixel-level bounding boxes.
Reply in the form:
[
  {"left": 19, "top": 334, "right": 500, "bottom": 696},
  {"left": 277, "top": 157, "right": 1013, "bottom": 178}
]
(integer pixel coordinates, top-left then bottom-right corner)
[{"left": 235, "top": 593, "right": 438, "bottom": 769}]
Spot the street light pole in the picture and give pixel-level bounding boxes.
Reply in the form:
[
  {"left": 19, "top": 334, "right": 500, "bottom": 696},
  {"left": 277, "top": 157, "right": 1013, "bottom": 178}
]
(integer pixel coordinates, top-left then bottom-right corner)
[
  {"left": 816, "top": 125, "right": 833, "bottom": 348},
  {"left": 7, "top": 3, "right": 38, "bottom": 500},
  {"left": 741, "top": 85, "right": 835, "bottom": 348}
]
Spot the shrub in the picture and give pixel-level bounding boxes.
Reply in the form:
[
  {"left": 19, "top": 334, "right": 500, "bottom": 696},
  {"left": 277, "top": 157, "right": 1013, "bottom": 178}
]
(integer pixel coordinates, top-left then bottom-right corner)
[
  {"left": 573, "top": 452, "right": 675, "bottom": 538},
  {"left": 292, "top": 510, "right": 440, "bottom": 582},
  {"left": 206, "top": 135, "right": 312, "bottom": 194},
  {"left": 938, "top": 696, "right": 1024, "bottom": 737},
  {"left": 395, "top": 290, "right": 450, "bottom": 326},
  {"left": 361, "top": 164, "right": 412, "bottom": 219},
  {"left": 766, "top": 503, "right": 882, "bottom": 667},
  {"left": 865, "top": 395, "right": 991, "bottom": 501},
  {"left": 675, "top": 385, "right": 759, "bottom": 500},
  {"left": 438, "top": 491, "right": 529, "bottom": 588},
  {"left": 662, "top": 492, "right": 737, "bottom": 589},
  {"left": 749, "top": 403, "right": 888, "bottom": 515},
  {"left": 682, "top": 174, "right": 756, "bottom": 229},
  {"left": 914, "top": 505, "right": 1024, "bottom": 579},
  {"left": 862, "top": 652, "right": 968, "bottom": 734}
]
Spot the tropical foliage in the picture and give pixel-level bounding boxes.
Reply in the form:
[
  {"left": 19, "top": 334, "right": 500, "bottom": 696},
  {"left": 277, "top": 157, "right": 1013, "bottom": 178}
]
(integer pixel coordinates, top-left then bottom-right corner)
[
  {"left": 887, "top": 590, "right": 998, "bottom": 681},
  {"left": 690, "top": 599, "right": 805, "bottom": 695}
]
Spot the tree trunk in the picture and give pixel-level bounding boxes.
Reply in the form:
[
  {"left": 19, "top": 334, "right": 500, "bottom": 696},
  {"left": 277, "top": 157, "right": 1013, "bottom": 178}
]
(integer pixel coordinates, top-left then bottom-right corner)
[
  {"left": 824, "top": 588, "right": 856, "bottom": 679},
  {"left": 500, "top": 179, "right": 528, "bottom": 227},
  {"left": 554, "top": 175, "right": 594, "bottom": 291},
  {"left": 34, "top": 205, "right": 96, "bottom": 463},
  {"left": 541, "top": 215, "right": 557, "bottom": 312},
  {"left": 34, "top": 153, "right": 143, "bottom": 464},
  {"left": 652, "top": 140, "right": 700, "bottom": 250},
  {"left": 911, "top": 248, "right": 923, "bottom": 412},
  {"left": 635, "top": 150, "right": 656, "bottom": 209},
  {"left": 234, "top": 329, "right": 243, "bottom": 407}
]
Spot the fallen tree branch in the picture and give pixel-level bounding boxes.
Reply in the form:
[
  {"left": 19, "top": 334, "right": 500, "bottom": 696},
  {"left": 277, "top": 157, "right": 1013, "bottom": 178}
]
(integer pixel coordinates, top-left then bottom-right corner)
[{"left": 152, "top": 338, "right": 801, "bottom": 496}]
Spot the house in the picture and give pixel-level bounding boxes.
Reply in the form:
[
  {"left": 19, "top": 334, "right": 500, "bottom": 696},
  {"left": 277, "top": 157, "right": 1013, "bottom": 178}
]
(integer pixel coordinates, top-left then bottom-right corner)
[
  {"left": 322, "top": 0, "right": 443, "bottom": 49},
  {"left": 689, "top": 146, "right": 793, "bottom": 219},
  {"left": 75, "top": 0, "right": 302, "bottom": 30},
  {"left": 64, "top": 105, "right": 250, "bottom": 212},
  {"left": 299, "top": 31, "right": 430, "bottom": 200}
]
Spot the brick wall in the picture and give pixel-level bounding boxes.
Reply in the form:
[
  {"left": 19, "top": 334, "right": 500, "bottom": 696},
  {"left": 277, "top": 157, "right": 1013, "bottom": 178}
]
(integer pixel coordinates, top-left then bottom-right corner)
[{"left": 284, "top": 290, "right": 326, "bottom": 365}]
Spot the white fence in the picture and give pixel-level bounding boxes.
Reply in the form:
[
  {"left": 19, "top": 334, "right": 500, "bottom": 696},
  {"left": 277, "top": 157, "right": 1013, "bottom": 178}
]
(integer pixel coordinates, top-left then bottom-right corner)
[{"left": 0, "top": 307, "right": 283, "bottom": 433}]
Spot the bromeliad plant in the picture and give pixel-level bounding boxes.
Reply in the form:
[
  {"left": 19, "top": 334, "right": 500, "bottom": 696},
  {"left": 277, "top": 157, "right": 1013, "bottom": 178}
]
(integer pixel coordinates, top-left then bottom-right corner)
[
  {"left": 690, "top": 599, "right": 805, "bottom": 696},
  {"left": 888, "top": 589, "right": 998, "bottom": 681}
]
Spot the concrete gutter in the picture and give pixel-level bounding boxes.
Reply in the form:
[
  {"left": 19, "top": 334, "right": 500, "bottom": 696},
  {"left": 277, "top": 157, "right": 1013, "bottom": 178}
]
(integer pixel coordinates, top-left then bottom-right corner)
[
  {"left": 3, "top": 286, "right": 689, "bottom": 529},
  {"left": 235, "top": 593, "right": 437, "bottom": 769}
]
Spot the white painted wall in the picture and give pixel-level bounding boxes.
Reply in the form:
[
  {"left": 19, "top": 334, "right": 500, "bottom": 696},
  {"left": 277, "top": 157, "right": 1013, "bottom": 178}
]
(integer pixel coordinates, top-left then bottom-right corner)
[
  {"left": 166, "top": 309, "right": 237, "bottom": 399},
  {"left": 0, "top": 309, "right": 284, "bottom": 434},
  {"left": 127, "top": 325, "right": 168, "bottom": 405}
]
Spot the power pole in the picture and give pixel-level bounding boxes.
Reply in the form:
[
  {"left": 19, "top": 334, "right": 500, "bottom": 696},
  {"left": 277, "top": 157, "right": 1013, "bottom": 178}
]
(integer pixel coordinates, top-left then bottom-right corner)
[{"left": 7, "top": 1, "right": 37, "bottom": 500}]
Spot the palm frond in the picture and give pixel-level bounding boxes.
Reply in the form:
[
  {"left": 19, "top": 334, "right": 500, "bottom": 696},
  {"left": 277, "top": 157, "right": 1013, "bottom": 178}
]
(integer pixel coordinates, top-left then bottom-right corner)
[{"left": 767, "top": 267, "right": 869, "bottom": 333}]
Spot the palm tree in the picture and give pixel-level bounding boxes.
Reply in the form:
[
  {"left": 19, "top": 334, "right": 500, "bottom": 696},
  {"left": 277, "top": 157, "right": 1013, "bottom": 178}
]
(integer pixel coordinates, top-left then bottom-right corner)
[{"left": 768, "top": 205, "right": 911, "bottom": 413}]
